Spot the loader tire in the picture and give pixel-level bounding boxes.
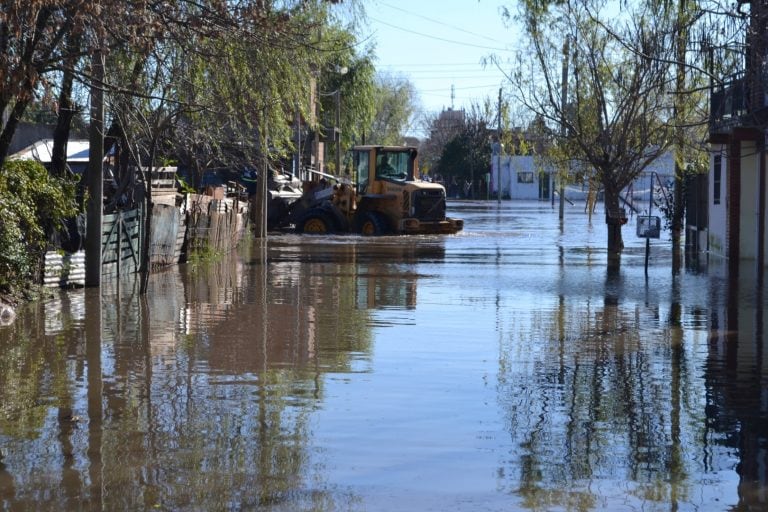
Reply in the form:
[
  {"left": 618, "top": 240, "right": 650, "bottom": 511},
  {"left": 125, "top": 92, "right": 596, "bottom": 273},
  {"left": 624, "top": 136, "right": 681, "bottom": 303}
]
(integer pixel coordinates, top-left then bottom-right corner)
[
  {"left": 358, "top": 211, "right": 390, "bottom": 236},
  {"left": 296, "top": 208, "right": 335, "bottom": 234}
]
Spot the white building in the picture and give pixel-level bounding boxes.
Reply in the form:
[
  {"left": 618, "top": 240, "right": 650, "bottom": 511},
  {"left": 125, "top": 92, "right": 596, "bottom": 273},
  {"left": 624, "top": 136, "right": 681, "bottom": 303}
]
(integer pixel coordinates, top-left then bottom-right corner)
[
  {"left": 489, "top": 151, "right": 676, "bottom": 205},
  {"left": 489, "top": 154, "right": 551, "bottom": 200},
  {"left": 704, "top": 138, "right": 766, "bottom": 263}
]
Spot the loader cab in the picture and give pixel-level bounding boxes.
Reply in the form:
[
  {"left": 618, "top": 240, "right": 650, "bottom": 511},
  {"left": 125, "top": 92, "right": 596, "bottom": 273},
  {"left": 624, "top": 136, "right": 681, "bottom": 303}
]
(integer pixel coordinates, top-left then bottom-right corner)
[{"left": 352, "top": 146, "right": 417, "bottom": 195}]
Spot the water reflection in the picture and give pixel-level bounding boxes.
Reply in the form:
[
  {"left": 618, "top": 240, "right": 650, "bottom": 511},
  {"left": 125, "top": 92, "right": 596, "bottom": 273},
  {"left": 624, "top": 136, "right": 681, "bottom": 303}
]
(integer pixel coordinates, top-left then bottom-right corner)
[
  {"left": 496, "top": 269, "right": 700, "bottom": 508},
  {"left": 0, "top": 235, "right": 440, "bottom": 511},
  {"left": 705, "top": 264, "right": 768, "bottom": 509},
  {"left": 0, "top": 203, "right": 767, "bottom": 511}
]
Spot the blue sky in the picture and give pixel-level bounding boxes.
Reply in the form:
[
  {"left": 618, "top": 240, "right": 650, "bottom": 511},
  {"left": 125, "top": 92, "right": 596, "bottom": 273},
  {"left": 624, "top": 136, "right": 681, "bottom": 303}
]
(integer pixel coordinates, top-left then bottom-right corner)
[{"left": 357, "top": 0, "right": 522, "bottom": 136}]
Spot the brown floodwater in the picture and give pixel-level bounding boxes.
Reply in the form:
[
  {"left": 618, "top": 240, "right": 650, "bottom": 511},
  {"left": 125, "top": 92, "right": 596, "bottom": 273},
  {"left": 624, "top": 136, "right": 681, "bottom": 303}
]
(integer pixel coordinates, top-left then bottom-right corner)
[{"left": 1, "top": 201, "right": 766, "bottom": 511}]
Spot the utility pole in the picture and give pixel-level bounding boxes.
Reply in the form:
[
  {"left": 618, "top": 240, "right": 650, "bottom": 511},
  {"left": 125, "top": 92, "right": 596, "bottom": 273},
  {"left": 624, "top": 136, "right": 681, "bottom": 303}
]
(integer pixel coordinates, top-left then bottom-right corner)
[
  {"left": 559, "top": 36, "right": 570, "bottom": 221},
  {"left": 256, "top": 108, "right": 269, "bottom": 239},
  {"left": 335, "top": 89, "right": 341, "bottom": 175},
  {"left": 313, "top": 79, "right": 320, "bottom": 176},
  {"left": 85, "top": 47, "right": 104, "bottom": 287},
  {"left": 293, "top": 105, "right": 300, "bottom": 179},
  {"left": 497, "top": 87, "right": 502, "bottom": 204}
]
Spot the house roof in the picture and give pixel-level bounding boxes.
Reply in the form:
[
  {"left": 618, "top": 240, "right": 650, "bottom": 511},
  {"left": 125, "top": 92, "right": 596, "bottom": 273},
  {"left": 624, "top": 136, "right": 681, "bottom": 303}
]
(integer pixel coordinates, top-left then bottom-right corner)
[{"left": 9, "top": 139, "right": 90, "bottom": 163}]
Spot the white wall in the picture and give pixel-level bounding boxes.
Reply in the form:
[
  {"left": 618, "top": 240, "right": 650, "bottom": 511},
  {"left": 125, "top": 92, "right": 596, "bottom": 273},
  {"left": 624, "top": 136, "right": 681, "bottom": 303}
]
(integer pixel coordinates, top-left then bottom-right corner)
[
  {"left": 507, "top": 155, "right": 541, "bottom": 200},
  {"left": 491, "top": 155, "right": 550, "bottom": 200},
  {"left": 740, "top": 141, "right": 759, "bottom": 259},
  {"left": 708, "top": 144, "right": 728, "bottom": 258},
  {"left": 623, "top": 153, "right": 676, "bottom": 212},
  {"left": 490, "top": 151, "right": 676, "bottom": 203}
]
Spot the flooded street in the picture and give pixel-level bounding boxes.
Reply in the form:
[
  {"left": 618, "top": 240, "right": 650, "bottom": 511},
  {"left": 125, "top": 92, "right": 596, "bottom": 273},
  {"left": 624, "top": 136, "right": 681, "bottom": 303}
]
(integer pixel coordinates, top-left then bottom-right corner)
[{"left": 1, "top": 200, "right": 766, "bottom": 511}]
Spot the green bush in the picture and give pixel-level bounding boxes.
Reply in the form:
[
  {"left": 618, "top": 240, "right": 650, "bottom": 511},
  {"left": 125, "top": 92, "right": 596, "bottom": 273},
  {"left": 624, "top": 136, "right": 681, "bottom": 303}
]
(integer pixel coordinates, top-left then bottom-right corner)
[{"left": 0, "top": 160, "right": 79, "bottom": 294}]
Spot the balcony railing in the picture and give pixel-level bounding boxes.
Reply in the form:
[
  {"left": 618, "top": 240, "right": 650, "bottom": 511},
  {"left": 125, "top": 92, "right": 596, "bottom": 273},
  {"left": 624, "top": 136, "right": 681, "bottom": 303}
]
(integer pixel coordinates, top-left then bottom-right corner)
[
  {"left": 710, "top": 71, "right": 768, "bottom": 135},
  {"left": 710, "top": 74, "right": 747, "bottom": 133}
]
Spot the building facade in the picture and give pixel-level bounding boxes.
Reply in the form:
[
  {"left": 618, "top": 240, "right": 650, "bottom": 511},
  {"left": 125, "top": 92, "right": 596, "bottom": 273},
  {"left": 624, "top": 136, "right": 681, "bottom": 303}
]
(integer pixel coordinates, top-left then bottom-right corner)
[
  {"left": 490, "top": 152, "right": 675, "bottom": 204},
  {"left": 703, "top": 0, "right": 768, "bottom": 270},
  {"left": 490, "top": 154, "right": 551, "bottom": 200}
]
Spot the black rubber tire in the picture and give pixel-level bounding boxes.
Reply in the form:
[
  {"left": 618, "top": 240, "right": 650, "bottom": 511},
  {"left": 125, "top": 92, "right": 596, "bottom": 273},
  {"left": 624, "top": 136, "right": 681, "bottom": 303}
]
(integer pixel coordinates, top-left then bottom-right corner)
[
  {"left": 296, "top": 208, "right": 335, "bottom": 234},
  {"left": 358, "top": 211, "right": 389, "bottom": 236}
]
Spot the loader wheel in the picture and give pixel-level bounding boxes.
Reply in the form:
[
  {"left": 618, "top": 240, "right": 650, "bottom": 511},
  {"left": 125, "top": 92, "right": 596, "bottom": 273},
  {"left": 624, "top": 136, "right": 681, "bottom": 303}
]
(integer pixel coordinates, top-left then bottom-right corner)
[
  {"left": 358, "top": 211, "right": 389, "bottom": 236},
  {"left": 296, "top": 209, "right": 335, "bottom": 234}
]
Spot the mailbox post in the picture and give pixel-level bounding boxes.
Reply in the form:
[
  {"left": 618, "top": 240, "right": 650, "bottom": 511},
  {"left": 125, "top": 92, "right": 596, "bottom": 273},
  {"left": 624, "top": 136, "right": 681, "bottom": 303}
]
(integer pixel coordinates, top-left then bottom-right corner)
[{"left": 639, "top": 171, "right": 662, "bottom": 277}]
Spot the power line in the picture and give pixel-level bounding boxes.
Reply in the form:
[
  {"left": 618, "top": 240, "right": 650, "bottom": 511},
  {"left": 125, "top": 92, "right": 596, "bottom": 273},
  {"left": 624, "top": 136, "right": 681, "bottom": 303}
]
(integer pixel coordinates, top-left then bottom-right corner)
[
  {"left": 420, "top": 83, "right": 503, "bottom": 92},
  {"left": 378, "top": 67, "right": 506, "bottom": 79},
  {"left": 379, "top": 62, "right": 491, "bottom": 67},
  {"left": 409, "top": 75, "right": 505, "bottom": 80},
  {"left": 369, "top": 16, "right": 514, "bottom": 52},
  {"left": 378, "top": 1, "right": 508, "bottom": 45},
  {"left": 391, "top": 69, "right": 499, "bottom": 76}
]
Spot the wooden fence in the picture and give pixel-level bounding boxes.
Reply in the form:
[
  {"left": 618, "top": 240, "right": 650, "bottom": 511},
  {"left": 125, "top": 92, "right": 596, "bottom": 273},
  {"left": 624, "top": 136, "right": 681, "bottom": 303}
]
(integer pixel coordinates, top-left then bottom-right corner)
[
  {"left": 185, "top": 194, "right": 248, "bottom": 255},
  {"left": 149, "top": 200, "right": 187, "bottom": 267}
]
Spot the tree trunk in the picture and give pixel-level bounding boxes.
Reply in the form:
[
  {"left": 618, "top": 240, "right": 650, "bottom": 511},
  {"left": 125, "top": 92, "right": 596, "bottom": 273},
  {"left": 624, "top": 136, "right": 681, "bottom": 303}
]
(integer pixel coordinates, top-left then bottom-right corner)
[
  {"left": 671, "top": 0, "right": 688, "bottom": 275},
  {"left": 51, "top": 79, "right": 76, "bottom": 178},
  {"left": 671, "top": 165, "right": 684, "bottom": 273},
  {"left": 0, "top": 98, "right": 31, "bottom": 166},
  {"left": 604, "top": 186, "right": 625, "bottom": 264},
  {"left": 51, "top": 35, "right": 81, "bottom": 178},
  {"left": 85, "top": 48, "right": 105, "bottom": 288}
]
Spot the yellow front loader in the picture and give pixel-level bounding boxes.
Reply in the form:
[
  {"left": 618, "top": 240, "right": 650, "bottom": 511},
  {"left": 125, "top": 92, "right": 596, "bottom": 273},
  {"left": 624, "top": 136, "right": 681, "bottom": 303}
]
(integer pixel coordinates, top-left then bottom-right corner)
[{"left": 291, "top": 145, "right": 463, "bottom": 236}]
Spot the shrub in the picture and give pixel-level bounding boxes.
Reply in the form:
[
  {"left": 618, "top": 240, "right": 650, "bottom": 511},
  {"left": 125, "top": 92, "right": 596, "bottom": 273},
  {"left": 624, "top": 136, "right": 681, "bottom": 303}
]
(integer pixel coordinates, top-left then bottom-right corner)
[{"left": 0, "top": 160, "right": 79, "bottom": 294}]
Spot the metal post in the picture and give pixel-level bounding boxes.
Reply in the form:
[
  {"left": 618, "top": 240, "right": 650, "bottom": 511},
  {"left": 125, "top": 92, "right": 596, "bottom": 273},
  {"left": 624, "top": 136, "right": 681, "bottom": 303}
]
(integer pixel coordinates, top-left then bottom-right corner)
[
  {"left": 314, "top": 89, "right": 320, "bottom": 177},
  {"left": 645, "top": 171, "right": 654, "bottom": 277}
]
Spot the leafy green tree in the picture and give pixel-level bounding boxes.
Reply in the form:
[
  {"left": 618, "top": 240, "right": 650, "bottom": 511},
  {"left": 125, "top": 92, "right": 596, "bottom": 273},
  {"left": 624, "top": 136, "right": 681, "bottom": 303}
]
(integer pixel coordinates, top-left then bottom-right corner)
[
  {"left": 1, "top": 0, "right": 365, "bottom": 294},
  {"left": 0, "top": 0, "right": 357, "bottom": 170},
  {"left": 317, "top": 27, "right": 376, "bottom": 172},
  {"left": 365, "top": 72, "right": 418, "bottom": 146},
  {"left": 419, "top": 109, "right": 468, "bottom": 179},
  {"left": 99, "top": 2, "right": 371, "bottom": 185},
  {"left": 435, "top": 103, "right": 494, "bottom": 197}
]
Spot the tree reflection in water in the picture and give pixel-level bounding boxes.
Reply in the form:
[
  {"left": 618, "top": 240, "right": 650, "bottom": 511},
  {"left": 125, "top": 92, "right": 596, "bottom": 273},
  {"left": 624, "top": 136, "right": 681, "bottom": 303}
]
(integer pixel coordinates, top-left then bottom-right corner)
[
  {"left": 495, "top": 266, "right": 724, "bottom": 510},
  {"left": 1, "top": 203, "right": 767, "bottom": 511},
  {"left": 0, "top": 246, "right": 375, "bottom": 510}
]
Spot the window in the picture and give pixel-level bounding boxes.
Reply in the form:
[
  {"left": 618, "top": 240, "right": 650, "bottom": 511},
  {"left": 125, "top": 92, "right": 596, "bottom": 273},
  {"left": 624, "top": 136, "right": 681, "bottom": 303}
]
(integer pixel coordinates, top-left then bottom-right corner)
[
  {"left": 354, "top": 150, "right": 369, "bottom": 193},
  {"left": 376, "top": 151, "right": 409, "bottom": 182},
  {"left": 517, "top": 171, "right": 534, "bottom": 184},
  {"left": 713, "top": 154, "right": 722, "bottom": 205}
]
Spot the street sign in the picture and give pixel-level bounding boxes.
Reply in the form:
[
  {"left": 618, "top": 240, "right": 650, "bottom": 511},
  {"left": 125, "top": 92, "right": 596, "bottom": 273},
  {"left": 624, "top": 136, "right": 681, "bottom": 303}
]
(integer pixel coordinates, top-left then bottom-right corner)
[{"left": 636, "top": 215, "right": 661, "bottom": 239}]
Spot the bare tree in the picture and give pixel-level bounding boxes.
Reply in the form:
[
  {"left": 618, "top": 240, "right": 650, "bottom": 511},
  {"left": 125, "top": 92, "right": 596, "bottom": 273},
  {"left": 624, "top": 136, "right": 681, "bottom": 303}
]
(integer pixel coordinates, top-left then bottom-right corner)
[
  {"left": 0, "top": 1, "right": 104, "bottom": 165},
  {"left": 508, "top": 0, "right": 678, "bottom": 263}
]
